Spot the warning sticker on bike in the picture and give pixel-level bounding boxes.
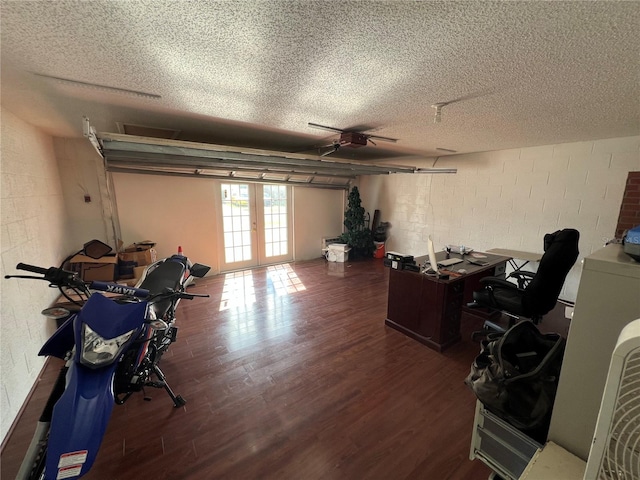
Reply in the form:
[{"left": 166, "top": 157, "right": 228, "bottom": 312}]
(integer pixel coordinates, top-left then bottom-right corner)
[
  {"left": 57, "top": 464, "right": 83, "bottom": 479},
  {"left": 58, "top": 450, "right": 88, "bottom": 468}
]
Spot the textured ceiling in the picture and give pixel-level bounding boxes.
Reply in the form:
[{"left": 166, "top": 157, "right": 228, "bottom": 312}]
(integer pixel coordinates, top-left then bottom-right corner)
[{"left": 1, "top": 1, "right": 639, "bottom": 161}]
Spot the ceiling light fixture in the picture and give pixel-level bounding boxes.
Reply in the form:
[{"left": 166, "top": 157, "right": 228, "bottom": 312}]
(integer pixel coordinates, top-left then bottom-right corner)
[{"left": 33, "top": 73, "right": 161, "bottom": 100}]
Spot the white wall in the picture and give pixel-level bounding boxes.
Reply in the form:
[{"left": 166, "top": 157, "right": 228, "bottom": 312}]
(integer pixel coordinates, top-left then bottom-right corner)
[
  {"left": 358, "top": 136, "right": 640, "bottom": 301},
  {"left": 0, "top": 109, "right": 73, "bottom": 443},
  {"left": 293, "top": 187, "right": 345, "bottom": 260},
  {"left": 53, "top": 138, "right": 115, "bottom": 246},
  {"left": 111, "top": 173, "right": 345, "bottom": 272},
  {"left": 111, "top": 172, "right": 220, "bottom": 268}
]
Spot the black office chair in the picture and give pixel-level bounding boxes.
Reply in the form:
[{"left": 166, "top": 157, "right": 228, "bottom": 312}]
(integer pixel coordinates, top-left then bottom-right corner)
[{"left": 470, "top": 229, "right": 580, "bottom": 337}]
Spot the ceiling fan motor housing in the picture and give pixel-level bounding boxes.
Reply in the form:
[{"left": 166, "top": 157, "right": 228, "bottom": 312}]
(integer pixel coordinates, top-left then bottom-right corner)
[{"left": 339, "top": 132, "right": 368, "bottom": 148}]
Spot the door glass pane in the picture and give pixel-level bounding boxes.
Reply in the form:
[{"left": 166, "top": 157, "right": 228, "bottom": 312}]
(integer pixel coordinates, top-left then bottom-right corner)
[
  {"left": 221, "top": 183, "right": 252, "bottom": 263},
  {"left": 263, "top": 185, "right": 288, "bottom": 258}
]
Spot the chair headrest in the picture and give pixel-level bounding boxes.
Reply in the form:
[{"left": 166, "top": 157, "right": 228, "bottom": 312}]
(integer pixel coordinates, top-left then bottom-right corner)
[
  {"left": 523, "top": 228, "right": 580, "bottom": 316},
  {"left": 543, "top": 228, "right": 580, "bottom": 252}
]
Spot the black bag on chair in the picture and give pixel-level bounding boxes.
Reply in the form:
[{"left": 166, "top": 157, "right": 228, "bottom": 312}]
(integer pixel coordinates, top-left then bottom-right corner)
[{"left": 464, "top": 321, "right": 566, "bottom": 435}]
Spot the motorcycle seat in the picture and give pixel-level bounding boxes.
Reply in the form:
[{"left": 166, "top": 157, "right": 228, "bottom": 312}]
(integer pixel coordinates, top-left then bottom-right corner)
[{"left": 139, "top": 260, "right": 185, "bottom": 318}]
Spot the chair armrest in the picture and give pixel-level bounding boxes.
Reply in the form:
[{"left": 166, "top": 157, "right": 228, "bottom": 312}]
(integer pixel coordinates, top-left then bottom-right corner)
[
  {"left": 478, "top": 276, "right": 522, "bottom": 292},
  {"left": 508, "top": 271, "right": 535, "bottom": 280},
  {"left": 507, "top": 270, "right": 535, "bottom": 288}
]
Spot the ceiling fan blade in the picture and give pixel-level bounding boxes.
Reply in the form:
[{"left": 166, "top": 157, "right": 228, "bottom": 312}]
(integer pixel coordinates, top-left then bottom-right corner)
[
  {"left": 366, "top": 133, "right": 398, "bottom": 143},
  {"left": 308, "top": 122, "right": 345, "bottom": 134},
  {"left": 308, "top": 122, "right": 398, "bottom": 143}
]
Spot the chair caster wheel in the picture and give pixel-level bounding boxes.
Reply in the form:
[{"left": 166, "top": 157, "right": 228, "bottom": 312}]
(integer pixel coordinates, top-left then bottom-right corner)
[{"left": 173, "top": 395, "right": 186, "bottom": 407}]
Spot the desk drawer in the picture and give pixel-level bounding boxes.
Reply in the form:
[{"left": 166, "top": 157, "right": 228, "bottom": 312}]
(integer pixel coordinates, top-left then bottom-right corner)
[
  {"left": 442, "top": 282, "right": 463, "bottom": 341},
  {"left": 471, "top": 403, "right": 541, "bottom": 480}
]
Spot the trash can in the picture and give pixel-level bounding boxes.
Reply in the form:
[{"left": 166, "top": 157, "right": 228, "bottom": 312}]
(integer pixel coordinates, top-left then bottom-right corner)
[{"left": 374, "top": 241, "right": 386, "bottom": 258}]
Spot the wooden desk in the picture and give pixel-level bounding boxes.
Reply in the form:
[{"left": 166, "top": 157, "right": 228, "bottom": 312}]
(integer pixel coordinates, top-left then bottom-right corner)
[
  {"left": 487, "top": 248, "right": 542, "bottom": 272},
  {"left": 385, "top": 251, "right": 510, "bottom": 352}
]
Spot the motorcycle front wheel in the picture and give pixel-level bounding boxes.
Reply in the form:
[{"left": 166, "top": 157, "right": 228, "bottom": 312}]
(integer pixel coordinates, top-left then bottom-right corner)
[
  {"left": 17, "top": 365, "right": 68, "bottom": 480},
  {"left": 15, "top": 423, "right": 48, "bottom": 480},
  {"left": 29, "top": 439, "right": 47, "bottom": 480}
]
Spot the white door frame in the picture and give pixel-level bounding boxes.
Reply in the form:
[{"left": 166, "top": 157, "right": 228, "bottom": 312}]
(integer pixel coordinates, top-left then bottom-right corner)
[{"left": 217, "top": 181, "right": 292, "bottom": 272}]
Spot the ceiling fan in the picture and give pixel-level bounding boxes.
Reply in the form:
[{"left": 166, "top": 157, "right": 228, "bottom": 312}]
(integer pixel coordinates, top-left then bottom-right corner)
[{"left": 308, "top": 122, "right": 398, "bottom": 157}]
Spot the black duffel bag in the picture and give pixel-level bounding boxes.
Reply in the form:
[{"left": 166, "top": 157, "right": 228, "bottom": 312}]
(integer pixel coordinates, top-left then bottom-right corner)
[{"left": 465, "top": 320, "right": 566, "bottom": 433}]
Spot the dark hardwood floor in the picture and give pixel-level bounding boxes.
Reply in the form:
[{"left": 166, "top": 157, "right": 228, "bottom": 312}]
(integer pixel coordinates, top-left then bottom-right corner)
[{"left": 1, "top": 258, "right": 492, "bottom": 479}]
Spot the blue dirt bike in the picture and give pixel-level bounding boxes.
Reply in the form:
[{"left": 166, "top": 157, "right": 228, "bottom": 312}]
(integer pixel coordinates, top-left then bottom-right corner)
[{"left": 6, "top": 240, "right": 210, "bottom": 480}]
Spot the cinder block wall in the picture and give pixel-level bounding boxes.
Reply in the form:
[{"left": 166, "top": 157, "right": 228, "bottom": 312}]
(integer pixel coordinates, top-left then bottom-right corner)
[
  {"left": 0, "top": 109, "right": 73, "bottom": 443},
  {"left": 358, "top": 136, "right": 640, "bottom": 301}
]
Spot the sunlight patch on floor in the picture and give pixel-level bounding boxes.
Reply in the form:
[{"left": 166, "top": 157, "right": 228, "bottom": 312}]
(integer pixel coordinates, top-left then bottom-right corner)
[
  {"left": 266, "top": 264, "right": 306, "bottom": 295},
  {"left": 219, "top": 270, "right": 256, "bottom": 312},
  {"left": 221, "top": 265, "right": 302, "bottom": 348}
]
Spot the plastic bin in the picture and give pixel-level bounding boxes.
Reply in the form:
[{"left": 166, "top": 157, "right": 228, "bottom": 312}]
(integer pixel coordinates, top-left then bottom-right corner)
[
  {"left": 326, "top": 244, "right": 351, "bottom": 262},
  {"left": 374, "top": 241, "right": 386, "bottom": 258}
]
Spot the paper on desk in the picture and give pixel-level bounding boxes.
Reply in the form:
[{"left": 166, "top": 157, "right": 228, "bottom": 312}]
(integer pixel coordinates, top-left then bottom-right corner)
[{"left": 471, "top": 253, "right": 487, "bottom": 258}]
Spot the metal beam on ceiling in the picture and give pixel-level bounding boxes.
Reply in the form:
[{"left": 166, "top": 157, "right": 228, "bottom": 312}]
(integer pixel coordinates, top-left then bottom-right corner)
[
  {"left": 91, "top": 128, "right": 456, "bottom": 190},
  {"left": 106, "top": 166, "right": 352, "bottom": 189},
  {"left": 105, "top": 158, "right": 358, "bottom": 180}
]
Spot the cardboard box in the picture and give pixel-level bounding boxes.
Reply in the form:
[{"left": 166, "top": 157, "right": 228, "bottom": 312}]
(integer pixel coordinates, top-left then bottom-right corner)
[
  {"left": 117, "top": 259, "right": 136, "bottom": 279},
  {"left": 133, "top": 265, "right": 147, "bottom": 278},
  {"left": 119, "top": 242, "right": 157, "bottom": 267},
  {"left": 70, "top": 254, "right": 118, "bottom": 282},
  {"left": 123, "top": 241, "right": 156, "bottom": 252},
  {"left": 118, "top": 267, "right": 148, "bottom": 287}
]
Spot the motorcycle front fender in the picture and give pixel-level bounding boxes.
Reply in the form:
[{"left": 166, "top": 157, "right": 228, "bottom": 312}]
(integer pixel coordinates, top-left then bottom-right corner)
[
  {"left": 39, "top": 315, "right": 76, "bottom": 359},
  {"left": 44, "top": 361, "right": 118, "bottom": 480}
]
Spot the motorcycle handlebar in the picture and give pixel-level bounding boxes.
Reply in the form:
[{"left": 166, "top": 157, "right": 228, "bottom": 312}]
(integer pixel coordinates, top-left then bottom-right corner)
[
  {"left": 178, "top": 292, "right": 210, "bottom": 300},
  {"left": 14, "top": 263, "right": 85, "bottom": 290},
  {"left": 89, "top": 281, "right": 150, "bottom": 298},
  {"left": 16, "top": 262, "right": 50, "bottom": 275},
  {"left": 12, "top": 262, "right": 208, "bottom": 302}
]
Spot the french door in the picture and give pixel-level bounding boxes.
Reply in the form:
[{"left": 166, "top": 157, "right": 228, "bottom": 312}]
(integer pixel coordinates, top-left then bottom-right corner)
[{"left": 218, "top": 182, "right": 292, "bottom": 271}]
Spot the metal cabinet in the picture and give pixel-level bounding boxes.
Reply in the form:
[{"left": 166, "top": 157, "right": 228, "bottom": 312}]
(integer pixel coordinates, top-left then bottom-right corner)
[
  {"left": 548, "top": 244, "right": 640, "bottom": 460},
  {"left": 470, "top": 401, "right": 542, "bottom": 480}
]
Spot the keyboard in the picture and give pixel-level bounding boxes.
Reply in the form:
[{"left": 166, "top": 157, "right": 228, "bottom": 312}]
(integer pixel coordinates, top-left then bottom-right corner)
[{"left": 438, "top": 257, "right": 464, "bottom": 267}]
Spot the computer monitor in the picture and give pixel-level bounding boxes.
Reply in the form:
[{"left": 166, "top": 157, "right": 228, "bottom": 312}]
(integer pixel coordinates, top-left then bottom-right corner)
[{"left": 427, "top": 235, "right": 439, "bottom": 275}]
